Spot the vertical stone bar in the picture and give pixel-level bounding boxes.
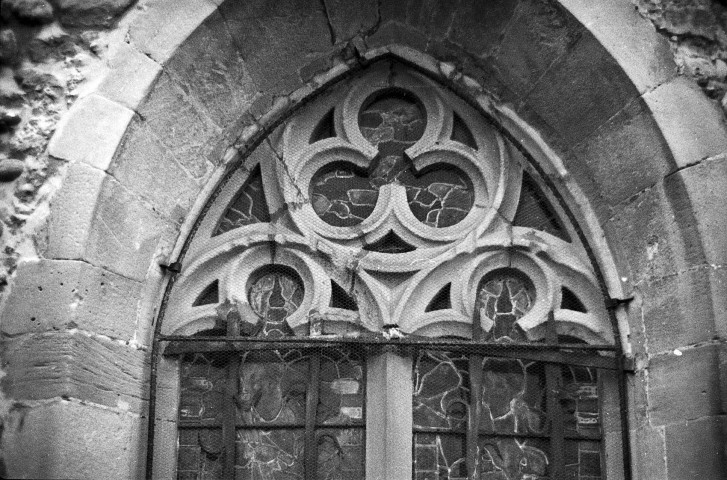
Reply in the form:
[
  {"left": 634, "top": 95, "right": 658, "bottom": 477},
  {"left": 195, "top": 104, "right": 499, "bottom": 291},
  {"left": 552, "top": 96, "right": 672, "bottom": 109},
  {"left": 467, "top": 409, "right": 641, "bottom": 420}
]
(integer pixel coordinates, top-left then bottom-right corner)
[
  {"left": 366, "top": 348, "right": 412, "bottom": 480},
  {"left": 545, "top": 311, "right": 564, "bottom": 478},
  {"left": 305, "top": 354, "right": 321, "bottom": 480}
]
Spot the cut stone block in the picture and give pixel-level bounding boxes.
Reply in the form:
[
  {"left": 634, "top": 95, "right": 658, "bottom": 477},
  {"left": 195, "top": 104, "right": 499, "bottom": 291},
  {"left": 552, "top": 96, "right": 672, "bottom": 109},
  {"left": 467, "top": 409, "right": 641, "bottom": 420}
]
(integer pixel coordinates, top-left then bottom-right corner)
[
  {"left": 664, "top": 415, "right": 726, "bottom": 479},
  {"left": 1, "top": 258, "right": 142, "bottom": 340},
  {"left": 48, "top": 93, "right": 134, "bottom": 171},
  {"left": 647, "top": 344, "right": 721, "bottom": 425},
  {"left": 97, "top": 41, "right": 162, "bottom": 111},
  {"left": 2, "top": 400, "right": 144, "bottom": 480},
  {"left": 128, "top": 0, "right": 217, "bottom": 64},
  {"left": 2, "top": 331, "right": 149, "bottom": 412},
  {"left": 321, "top": 0, "right": 378, "bottom": 44},
  {"left": 644, "top": 77, "right": 727, "bottom": 169}
]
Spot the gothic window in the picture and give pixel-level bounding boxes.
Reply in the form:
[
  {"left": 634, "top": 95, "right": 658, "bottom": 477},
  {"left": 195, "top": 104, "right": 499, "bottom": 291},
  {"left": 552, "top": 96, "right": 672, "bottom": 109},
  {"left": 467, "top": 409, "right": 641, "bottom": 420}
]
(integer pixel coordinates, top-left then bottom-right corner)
[{"left": 152, "top": 61, "right": 628, "bottom": 480}]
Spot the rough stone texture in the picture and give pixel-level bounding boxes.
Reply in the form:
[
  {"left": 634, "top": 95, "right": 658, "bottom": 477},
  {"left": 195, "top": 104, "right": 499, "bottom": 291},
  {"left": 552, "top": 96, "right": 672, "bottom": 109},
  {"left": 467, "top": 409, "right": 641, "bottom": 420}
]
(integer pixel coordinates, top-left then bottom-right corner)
[
  {"left": 631, "top": 425, "right": 667, "bottom": 480},
  {"left": 96, "top": 41, "right": 162, "bottom": 111},
  {"left": 51, "top": 0, "right": 135, "bottom": 28},
  {"left": 2, "top": 331, "right": 149, "bottom": 412},
  {"left": 2, "top": 400, "right": 144, "bottom": 479},
  {"left": 47, "top": 93, "right": 134, "bottom": 170},
  {"left": 1, "top": 258, "right": 142, "bottom": 340},
  {"left": 664, "top": 415, "right": 727, "bottom": 479},
  {"left": 648, "top": 344, "right": 722, "bottom": 425},
  {"left": 109, "top": 116, "right": 202, "bottom": 220},
  {"left": 321, "top": 0, "right": 379, "bottom": 44}
]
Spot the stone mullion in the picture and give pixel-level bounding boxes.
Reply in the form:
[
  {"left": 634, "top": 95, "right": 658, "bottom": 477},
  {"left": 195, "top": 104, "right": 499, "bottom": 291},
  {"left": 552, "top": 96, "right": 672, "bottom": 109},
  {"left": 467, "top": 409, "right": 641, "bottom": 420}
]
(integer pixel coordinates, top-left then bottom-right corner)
[
  {"left": 223, "top": 354, "right": 240, "bottom": 479},
  {"left": 545, "top": 310, "right": 565, "bottom": 479}
]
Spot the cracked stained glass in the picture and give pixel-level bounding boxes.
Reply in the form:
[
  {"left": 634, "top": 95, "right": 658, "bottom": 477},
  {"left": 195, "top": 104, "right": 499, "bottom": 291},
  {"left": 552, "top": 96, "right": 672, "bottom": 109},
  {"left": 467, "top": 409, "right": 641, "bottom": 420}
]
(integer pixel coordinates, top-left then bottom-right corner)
[
  {"left": 249, "top": 270, "right": 304, "bottom": 337},
  {"left": 562, "top": 366, "right": 600, "bottom": 437},
  {"left": 477, "top": 272, "right": 535, "bottom": 342},
  {"left": 215, "top": 166, "right": 270, "bottom": 236},
  {"left": 178, "top": 429, "right": 224, "bottom": 480},
  {"left": 310, "top": 91, "right": 474, "bottom": 228},
  {"left": 479, "top": 437, "right": 550, "bottom": 480},
  {"left": 179, "top": 353, "right": 226, "bottom": 423},
  {"left": 565, "top": 441, "right": 602, "bottom": 480}
]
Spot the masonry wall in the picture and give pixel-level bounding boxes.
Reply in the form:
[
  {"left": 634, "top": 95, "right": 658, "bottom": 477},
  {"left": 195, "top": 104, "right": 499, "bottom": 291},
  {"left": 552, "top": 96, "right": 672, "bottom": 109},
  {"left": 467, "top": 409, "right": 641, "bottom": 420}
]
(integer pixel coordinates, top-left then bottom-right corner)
[{"left": 0, "top": 0, "right": 725, "bottom": 478}]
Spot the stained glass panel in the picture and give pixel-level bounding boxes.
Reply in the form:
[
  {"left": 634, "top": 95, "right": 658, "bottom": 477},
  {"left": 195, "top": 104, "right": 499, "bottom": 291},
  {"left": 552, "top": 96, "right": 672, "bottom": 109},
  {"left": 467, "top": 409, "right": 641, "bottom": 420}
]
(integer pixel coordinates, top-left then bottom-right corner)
[
  {"left": 215, "top": 166, "right": 270, "bottom": 236},
  {"left": 237, "top": 350, "right": 309, "bottom": 426},
  {"left": 318, "top": 349, "right": 365, "bottom": 425},
  {"left": 179, "top": 353, "right": 226, "bottom": 423},
  {"left": 413, "top": 433, "right": 467, "bottom": 480},
  {"left": 235, "top": 429, "right": 305, "bottom": 480},
  {"left": 249, "top": 269, "right": 304, "bottom": 337},
  {"left": 562, "top": 365, "right": 600, "bottom": 437},
  {"left": 413, "top": 351, "right": 469, "bottom": 431},
  {"left": 480, "top": 358, "right": 547, "bottom": 435},
  {"left": 177, "top": 429, "right": 224, "bottom": 480},
  {"left": 479, "top": 437, "right": 549, "bottom": 480},
  {"left": 477, "top": 272, "right": 535, "bottom": 342},
  {"left": 565, "top": 441, "right": 602, "bottom": 480},
  {"left": 317, "top": 429, "right": 365, "bottom": 480}
]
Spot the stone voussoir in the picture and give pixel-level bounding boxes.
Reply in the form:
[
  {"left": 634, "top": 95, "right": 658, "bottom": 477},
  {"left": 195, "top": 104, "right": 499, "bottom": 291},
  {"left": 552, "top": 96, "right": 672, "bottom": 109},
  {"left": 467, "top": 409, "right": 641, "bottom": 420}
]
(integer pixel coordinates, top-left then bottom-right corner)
[
  {"left": 47, "top": 93, "right": 134, "bottom": 171},
  {"left": 97, "top": 41, "right": 163, "bottom": 112}
]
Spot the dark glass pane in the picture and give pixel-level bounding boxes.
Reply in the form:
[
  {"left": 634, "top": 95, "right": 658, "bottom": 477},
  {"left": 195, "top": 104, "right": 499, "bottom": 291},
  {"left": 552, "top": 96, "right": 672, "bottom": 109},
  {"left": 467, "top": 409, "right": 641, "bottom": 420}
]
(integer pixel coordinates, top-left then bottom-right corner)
[
  {"left": 177, "top": 429, "right": 224, "bottom": 480},
  {"left": 249, "top": 269, "right": 304, "bottom": 337},
  {"left": 561, "top": 365, "right": 600, "bottom": 436},
  {"left": 317, "top": 349, "right": 365, "bottom": 425},
  {"left": 215, "top": 166, "right": 270, "bottom": 236},
  {"left": 476, "top": 271, "right": 535, "bottom": 343},
  {"left": 561, "top": 287, "right": 587, "bottom": 313},
  {"left": 317, "top": 428, "right": 365, "bottom": 480},
  {"left": 425, "top": 283, "right": 452, "bottom": 312},
  {"left": 193, "top": 280, "right": 219, "bottom": 307},
  {"left": 329, "top": 281, "right": 358, "bottom": 311},
  {"left": 235, "top": 429, "right": 305, "bottom": 480},
  {"left": 513, "top": 171, "right": 570, "bottom": 242},
  {"left": 479, "top": 437, "right": 549, "bottom": 480},
  {"left": 363, "top": 230, "right": 416, "bottom": 253},
  {"left": 413, "top": 351, "right": 469, "bottom": 431},
  {"left": 358, "top": 90, "right": 426, "bottom": 153},
  {"left": 179, "top": 353, "right": 226, "bottom": 423},
  {"left": 451, "top": 113, "right": 477, "bottom": 150},
  {"left": 413, "top": 433, "right": 467, "bottom": 480},
  {"left": 565, "top": 440, "right": 602, "bottom": 480},
  {"left": 237, "top": 350, "right": 309, "bottom": 425},
  {"left": 480, "top": 358, "right": 546, "bottom": 435},
  {"left": 402, "top": 165, "right": 473, "bottom": 228},
  {"left": 310, "top": 162, "right": 378, "bottom": 227}
]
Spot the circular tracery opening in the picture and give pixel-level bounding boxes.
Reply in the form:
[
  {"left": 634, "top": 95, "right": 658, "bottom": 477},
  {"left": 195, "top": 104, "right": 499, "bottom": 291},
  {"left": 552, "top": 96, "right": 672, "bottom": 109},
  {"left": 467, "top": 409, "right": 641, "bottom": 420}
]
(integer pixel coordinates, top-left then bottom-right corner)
[
  {"left": 476, "top": 269, "right": 535, "bottom": 341},
  {"left": 247, "top": 266, "right": 304, "bottom": 336},
  {"left": 358, "top": 88, "right": 426, "bottom": 151}
]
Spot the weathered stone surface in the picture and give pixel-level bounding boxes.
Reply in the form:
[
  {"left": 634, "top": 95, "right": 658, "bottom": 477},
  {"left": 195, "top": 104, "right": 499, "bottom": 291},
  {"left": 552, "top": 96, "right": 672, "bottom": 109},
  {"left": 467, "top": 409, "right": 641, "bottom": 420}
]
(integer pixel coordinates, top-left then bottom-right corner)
[
  {"left": 3, "top": 400, "right": 144, "bottom": 479},
  {"left": 137, "top": 71, "right": 220, "bottom": 179},
  {"left": 48, "top": 93, "right": 134, "bottom": 170},
  {"left": 631, "top": 425, "right": 667, "bottom": 480},
  {"left": 164, "top": 10, "right": 257, "bottom": 131},
  {"left": 3, "top": 0, "right": 54, "bottom": 24},
  {"left": 0, "top": 29, "right": 18, "bottom": 64},
  {"left": 648, "top": 344, "right": 721, "bottom": 425},
  {"left": 1, "top": 258, "right": 142, "bottom": 340},
  {"left": 85, "top": 174, "right": 175, "bottom": 281},
  {"left": 2, "top": 331, "right": 149, "bottom": 412},
  {"left": 128, "top": 0, "right": 217, "bottom": 64},
  {"left": 607, "top": 177, "right": 706, "bottom": 285},
  {"left": 560, "top": 0, "right": 676, "bottom": 94},
  {"left": 494, "top": 0, "right": 584, "bottom": 98},
  {"left": 0, "top": 158, "right": 25, "bottom": 181},
  {"left": 322, "top": 0, "right": 378, "bottom": 44},
  {"left": 644, "top": 77, "right": 727, "bottom": 169},
  {"left": 51, "top": 0, "right": 135, "bottom": 27},
  {"left": 97, "top": 41, "right": 162, "bottom": 111},
  {"left": 664, "top": 415, "right": 726, "bottom": 479},
  {"left": 400, "top": 0, "right": 459, "bottom": 42},
  {"left": 673, "top": 154, "right": 727, "bottom": 266},
  {"left": 522, "top": 31, "right": 640, "bottom": 147},
  {"left": 573, "top": 98, "right": 673, "bottom": 211},
  {"left": 45, "top": 162, "right": 106, "bottom": 261},
  {"left": 365, "top": 20, "right": 429, "bottom": 54},
  {"left": 219, "top": 0, "right": 332, "bottom": 94},
  {"left": 109, "top": 116, "right": 201, "bottom": 220},
  {"left": 446, "top": 0, "right": 517, "bottom": 56},
  {"left": 639, "top": 267, "right": 716, "bottom": 354}
]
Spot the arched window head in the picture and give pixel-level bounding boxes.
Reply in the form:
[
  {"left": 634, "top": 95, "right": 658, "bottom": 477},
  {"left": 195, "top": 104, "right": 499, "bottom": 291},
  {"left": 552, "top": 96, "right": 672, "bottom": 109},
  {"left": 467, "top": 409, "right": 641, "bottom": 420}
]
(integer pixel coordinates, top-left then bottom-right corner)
[{"left": 153, "top": 60, "right": 627, "bottom": 480}]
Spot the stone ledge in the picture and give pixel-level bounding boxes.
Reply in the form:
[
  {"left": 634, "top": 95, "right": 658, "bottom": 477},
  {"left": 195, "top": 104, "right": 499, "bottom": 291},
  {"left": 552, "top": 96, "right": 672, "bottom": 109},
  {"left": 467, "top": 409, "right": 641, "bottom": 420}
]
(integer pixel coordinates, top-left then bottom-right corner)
[
  {"left": 47, "top": 93, "right": 134, "bottom": 171},
  {"left": 2, "top": 331, "right": 149, "bottom": 413},
  {"left": 128, "top": 0, "right": 218, "bottom": 65},
  {"left": 97, "top": 41, "right": 163, "bottom": 112},
  {"left": 1, "top": 258, "right": 142, "bottom": 340},
  {"left": 2, "top": 400, "right": 145, "bottom": 480},
  {"left": 644, "top": 76, "right": 727, "bottom": 169}
]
